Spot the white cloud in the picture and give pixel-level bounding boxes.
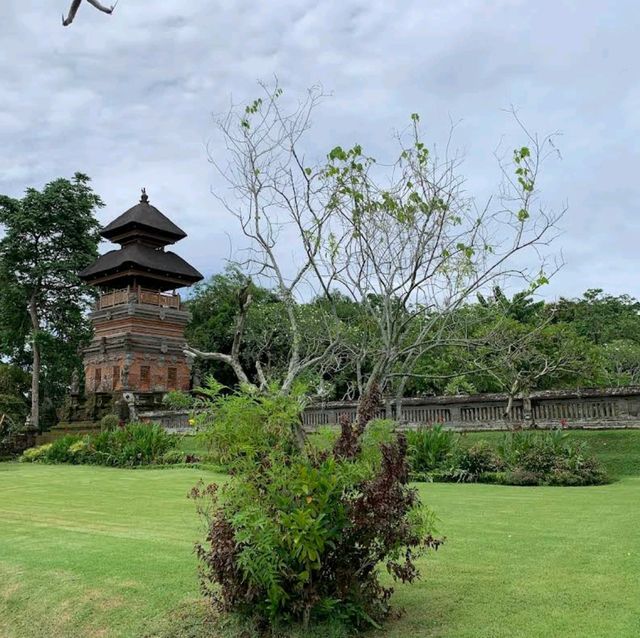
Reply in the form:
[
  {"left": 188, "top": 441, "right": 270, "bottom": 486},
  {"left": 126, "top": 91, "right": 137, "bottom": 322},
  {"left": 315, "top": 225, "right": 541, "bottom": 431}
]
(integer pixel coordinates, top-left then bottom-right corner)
[{"left": 1, "top": 0, "right": 640, "bottom": 299}]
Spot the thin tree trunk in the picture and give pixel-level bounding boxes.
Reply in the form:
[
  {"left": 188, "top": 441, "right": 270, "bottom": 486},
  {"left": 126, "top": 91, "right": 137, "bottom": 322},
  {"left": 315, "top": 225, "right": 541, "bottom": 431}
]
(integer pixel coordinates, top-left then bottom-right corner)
[
  {"left": 504, "top": 393, "right": 513, "bottom": 423},
  {"left": 385, "top": 396, "right": 393, "bottom": 420},
  {"left": 522, "top": 388, "right": 533, "bottom": 428},
  {"left": 394, "top": 376, "right": 408, "bottom": 424},
  {"left": 28, "top": 295, "right": 40, "bottom": 430},
  {"left": 357, "top": 373, "right": 383, "bottom": 433}
]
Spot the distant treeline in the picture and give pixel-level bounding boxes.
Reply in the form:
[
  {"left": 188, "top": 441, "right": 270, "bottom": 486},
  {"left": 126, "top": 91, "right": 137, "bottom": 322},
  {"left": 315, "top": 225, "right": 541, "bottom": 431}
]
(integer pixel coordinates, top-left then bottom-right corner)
[{"left": 186, "top": 270, "right": 640, "bottom": 401}]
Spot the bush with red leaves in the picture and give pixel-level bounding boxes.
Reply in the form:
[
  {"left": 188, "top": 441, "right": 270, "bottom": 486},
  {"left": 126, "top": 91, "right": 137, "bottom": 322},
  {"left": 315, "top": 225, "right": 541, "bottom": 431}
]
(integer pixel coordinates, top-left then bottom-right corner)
[{"left": 190, "top": 394, "right": 442, "bottom": 631}]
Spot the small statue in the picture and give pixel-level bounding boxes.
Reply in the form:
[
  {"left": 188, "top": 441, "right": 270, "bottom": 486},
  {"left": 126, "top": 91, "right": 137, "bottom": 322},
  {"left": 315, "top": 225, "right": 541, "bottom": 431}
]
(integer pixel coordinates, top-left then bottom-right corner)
[
  {"left": 120, "top": 359, "right": 131, "bottom": 389},
  {"left": 122, "top": 392, "right": 137, "bottom": 422},
  {"left": 116, "top": 395, "right": 130, "bottom": 423},
  {"left": 70, "top": 369, "right": 80, "bottom": 395},
  {"left": 192, "top": 366, "right": 202, "bottom": 390}
]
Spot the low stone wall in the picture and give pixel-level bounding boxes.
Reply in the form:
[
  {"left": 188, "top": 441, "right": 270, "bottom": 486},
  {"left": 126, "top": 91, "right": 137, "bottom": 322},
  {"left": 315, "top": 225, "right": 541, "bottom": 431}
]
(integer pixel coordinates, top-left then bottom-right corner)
[
  {"left": 140, "top": 386, "right": 640, "bottom": 433},
  {"left": 35, "top": 421, "right": 101, "bottom": 445},
  {"left": 33, "top": 386, "right": 640, "bottom": 446},
  {"left": 138, "top": 409, "right": 191, "bottom": 433},
  {"left": 303, "top": 386, "right": 640, "bottom": 431}
]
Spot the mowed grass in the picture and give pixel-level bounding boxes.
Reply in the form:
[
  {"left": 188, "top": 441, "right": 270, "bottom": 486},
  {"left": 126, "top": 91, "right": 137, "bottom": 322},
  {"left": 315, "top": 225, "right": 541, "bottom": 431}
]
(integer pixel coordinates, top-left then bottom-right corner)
[{"left": 1, "top": 459, "right": 639, "bottom": 637}]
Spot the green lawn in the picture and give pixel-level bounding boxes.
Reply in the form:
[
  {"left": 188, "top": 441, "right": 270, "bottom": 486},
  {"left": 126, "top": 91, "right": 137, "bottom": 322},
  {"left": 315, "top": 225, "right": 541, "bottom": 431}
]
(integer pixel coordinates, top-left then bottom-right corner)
[{"left": 1, "top": 460, "right": 639, "bottom": 637}]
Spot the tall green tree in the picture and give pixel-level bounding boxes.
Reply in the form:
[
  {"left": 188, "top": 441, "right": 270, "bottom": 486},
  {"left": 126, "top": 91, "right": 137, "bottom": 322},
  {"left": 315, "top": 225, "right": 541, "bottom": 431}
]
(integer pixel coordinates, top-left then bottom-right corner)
[
  {"left": 186, "top": 268, "right": 281, "bottom": 388},
  {"left": 0, "top": 363, "right": 30, "bottom": 436},
  {"left": 550, "top": 289, "right": 640, "bottom": 345},
  {"left": 186, "top": 268, "right": 346, "bottom": 394},
  {"left": 0, "top": 173, "right": 103, "bottom": 429}
]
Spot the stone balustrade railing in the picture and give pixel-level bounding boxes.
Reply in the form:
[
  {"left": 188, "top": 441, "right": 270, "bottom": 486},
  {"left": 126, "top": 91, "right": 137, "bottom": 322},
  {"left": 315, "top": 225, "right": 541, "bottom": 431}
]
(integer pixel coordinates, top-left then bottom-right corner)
[
  {"left": 96, "top": 287, "right": 181, "bottom": 311},
  {"left": 301, "top": 386, "right": 640, "bottom": 431},
  {"left": 138, "top": 386, "right": 640, "bottom": 433}
]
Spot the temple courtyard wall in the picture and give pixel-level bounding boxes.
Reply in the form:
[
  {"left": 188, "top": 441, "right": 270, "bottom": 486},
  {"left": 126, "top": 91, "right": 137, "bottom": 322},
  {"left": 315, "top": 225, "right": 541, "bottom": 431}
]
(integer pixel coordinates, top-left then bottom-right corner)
[
  {"left": 36, "top": 385, "right": 640, "bottom": 445},
  {"left": 140, "top": 385, "right": 640, "bottom": 434}
]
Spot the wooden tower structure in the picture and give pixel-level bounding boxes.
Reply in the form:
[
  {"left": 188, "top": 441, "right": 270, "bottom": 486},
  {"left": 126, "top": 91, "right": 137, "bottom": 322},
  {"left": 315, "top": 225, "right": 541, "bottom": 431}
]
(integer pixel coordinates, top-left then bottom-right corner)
[{"left": 78, "top": 189, "right": 203, "bottom": 397}]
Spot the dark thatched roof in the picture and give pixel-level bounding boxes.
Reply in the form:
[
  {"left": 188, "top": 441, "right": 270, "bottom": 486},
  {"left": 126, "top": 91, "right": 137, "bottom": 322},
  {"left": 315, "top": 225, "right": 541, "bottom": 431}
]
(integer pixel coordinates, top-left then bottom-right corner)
[
  {"left": 101, "top": 192, "right": 187, "bottom": 243},
  {"left": 79, "top": 243, "right": 203, "bottom": 284}
]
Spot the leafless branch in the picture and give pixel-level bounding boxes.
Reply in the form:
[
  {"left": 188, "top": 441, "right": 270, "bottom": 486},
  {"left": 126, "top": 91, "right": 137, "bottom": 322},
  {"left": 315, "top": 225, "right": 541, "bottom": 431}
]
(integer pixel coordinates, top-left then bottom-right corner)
[{"left": 62, "top": 0, "right": 117, "bottom": 27}]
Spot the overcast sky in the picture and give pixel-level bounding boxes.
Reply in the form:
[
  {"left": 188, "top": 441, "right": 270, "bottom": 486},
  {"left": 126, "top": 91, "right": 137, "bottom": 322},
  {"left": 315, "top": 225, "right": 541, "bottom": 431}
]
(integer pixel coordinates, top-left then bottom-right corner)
[{"left": 1, "top": 1, "right": 639, "bottom": 300}]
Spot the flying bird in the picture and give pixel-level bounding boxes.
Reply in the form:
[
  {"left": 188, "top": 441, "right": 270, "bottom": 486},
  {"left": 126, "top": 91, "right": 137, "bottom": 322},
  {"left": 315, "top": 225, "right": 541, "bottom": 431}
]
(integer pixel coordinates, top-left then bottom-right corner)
[{"left": 62, "top": 0, "right": 118, "bottom": 27}]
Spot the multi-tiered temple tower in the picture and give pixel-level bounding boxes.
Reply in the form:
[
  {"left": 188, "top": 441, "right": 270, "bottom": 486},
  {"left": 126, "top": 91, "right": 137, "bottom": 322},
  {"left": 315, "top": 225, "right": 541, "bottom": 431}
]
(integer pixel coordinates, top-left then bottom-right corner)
[{"left": 78, "top": 189, "right": 203, "bottom": 402}]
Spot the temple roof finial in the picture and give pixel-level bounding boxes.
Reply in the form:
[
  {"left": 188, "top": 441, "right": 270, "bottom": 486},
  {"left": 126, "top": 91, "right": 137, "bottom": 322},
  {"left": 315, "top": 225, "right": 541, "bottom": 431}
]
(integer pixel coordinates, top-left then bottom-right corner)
[{"left": 98, "top": 189, "right": 188, "bottom": 246}]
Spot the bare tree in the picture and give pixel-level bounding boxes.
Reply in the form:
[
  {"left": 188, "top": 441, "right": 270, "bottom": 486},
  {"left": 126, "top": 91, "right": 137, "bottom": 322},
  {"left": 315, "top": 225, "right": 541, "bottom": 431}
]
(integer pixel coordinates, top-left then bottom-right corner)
[
  {"left": 62, "top": 0, "right": 117, "bottom": 27},
  {"left": 185, "top": 85, "right": 344, "bottom": 394},
  {"left": 191, "top": 83, "right": 564, "bottom": 414},
  {"left": 320, "top": 110, "right": 564, "bottom": 414}
]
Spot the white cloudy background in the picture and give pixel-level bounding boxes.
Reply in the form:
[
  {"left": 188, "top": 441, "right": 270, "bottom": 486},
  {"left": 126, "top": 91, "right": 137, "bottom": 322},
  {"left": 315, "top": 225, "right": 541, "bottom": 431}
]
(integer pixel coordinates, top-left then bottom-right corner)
[{"left": 1, "top": 1, "right": 639, "bottom": 298}]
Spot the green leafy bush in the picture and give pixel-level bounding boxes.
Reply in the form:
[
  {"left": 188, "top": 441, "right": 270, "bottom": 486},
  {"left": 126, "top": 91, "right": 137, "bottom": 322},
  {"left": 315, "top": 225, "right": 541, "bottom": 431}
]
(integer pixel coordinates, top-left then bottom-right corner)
[
  {"left": 497, "top": 430, "right": 538, "bottom": 466},
  {"left": 68, "top": 438, "right": 89, "bottom": 461},
  {"left": 454, "top": 441, "right": 504, "bottom": 482},
  {"left": 22, "top": 435, "right": 90, "bottom": 465},
  {"left": 406, "top": 424, "right": 459, "bottom": 474},
  {"left": 190, "top": 393, "right": 440, "bottom": 631},
  {"left": 499, "top": 429, "right": 607, "bottom": 485},
  {"left": 406, "top": 427, "right": 607, "bottom": 486},
  {"left": 46, "top": 435, "right": 84, "bottom": 464},
  {"left": 163, "top": 390, "right": 197, "bottom": 410},
  {"left": 21, "top": 423, "right": 178, "bottom": 468},
  {"left": 194, "top": 381, "right": 305, "bottom": 467},
  {"left": 20, "top": 443, "right": 52, "bottom": 462},
  {"left": 90, "top": 422, "right": 177, "bottom": 467}
]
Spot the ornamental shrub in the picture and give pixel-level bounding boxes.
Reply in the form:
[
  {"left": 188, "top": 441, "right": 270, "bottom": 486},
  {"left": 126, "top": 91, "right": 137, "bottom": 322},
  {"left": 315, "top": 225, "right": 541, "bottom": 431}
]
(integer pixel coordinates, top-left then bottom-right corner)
[
  {"left": 163, "top": 390, "right": 197, "bottom": 410},
  {"left": 20, "top": 443, "right": 52, "bottom": 462},
  {"left": 498, "top": 429, "right": 607, "bottom": 486},
  {"left": 68, "top": 438, "right": 89, "bottom": 462},
  {"left": 406, "top": 424, "right": 459, "bottom": 474},
  {"left": 190, "top": 393, "right": 440, "bottom": 631},
  {"left": 502, "top": 468, "right": 541, "bottom": 486},
  {"left": 454, "top": 441, "right": 504, "bottom": 482},
  {"left": 46, "top": 435, "right": 84, "bottom": 463},
  {"left": 405, "top": 427, "right": 606, "bottom": 486},
  {"left": 546, "top": 454, "right": 606, "bottom": 486},
  {"left": 90, "top": 422, "right": 177, "bottom": 467},
  {"left": 21, "top": 423, "right": 178, "bottom": 468},
  {"left": 194, "top": 380, "right": 305, "bottom": 467},
  {"left": 496, "top": 430, "right": 538, "bottom": 466}
]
